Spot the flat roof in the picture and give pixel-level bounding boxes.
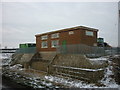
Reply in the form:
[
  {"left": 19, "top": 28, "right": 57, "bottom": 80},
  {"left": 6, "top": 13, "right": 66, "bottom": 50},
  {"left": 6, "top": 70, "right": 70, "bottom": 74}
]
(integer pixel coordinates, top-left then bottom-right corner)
[{"left": 35, "top": 26, "right": 99, "bottom": 37}]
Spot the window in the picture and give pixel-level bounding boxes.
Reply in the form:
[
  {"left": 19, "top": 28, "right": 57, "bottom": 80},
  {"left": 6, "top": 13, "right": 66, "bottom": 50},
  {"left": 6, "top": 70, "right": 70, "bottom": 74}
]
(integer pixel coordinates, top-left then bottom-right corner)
[
  {"left": 51, "top": 40, "right": 59, "bottom": 48},
  {"left": 41, "top": 41, "right": 48, "bottom": 48},
  {"left": 86, "top": 31, "right": 94, "bottom": 36},
  {"left": 41, "top": 35, "right": 48, "bottom": 40},
  {"left": 51, "top": 33, "right": 59, "bottom": 38},
  {"left": 69, "top": 31, "right": 74, "bottom": 35}
]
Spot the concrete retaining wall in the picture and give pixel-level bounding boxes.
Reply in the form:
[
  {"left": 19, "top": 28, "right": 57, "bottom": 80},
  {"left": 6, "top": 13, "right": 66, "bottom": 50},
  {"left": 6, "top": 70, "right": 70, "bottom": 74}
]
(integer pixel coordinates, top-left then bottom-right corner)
[
  {"left": 48, "top": 54, "right": 108, "bottom": 84},
  {"left": 49, "top": 54, "right": 107, "bottom": 69},
  {"left": 29, "top": 52, "right": 56, "bottom": 72},
  {"left": 39, "top": 52, "right": 57, "bottom": 61},
  {"left": 31, "top": 61, "right": 50, "bottom": 72},
  {"left": 11, "top": 52, "right": 57, "bottom": 71},
  {"left": 11, "top": 53, "right": 108, "bottom": 84},
  {"left": 11, "top": 53, "right": 34, "bottom": 66}
]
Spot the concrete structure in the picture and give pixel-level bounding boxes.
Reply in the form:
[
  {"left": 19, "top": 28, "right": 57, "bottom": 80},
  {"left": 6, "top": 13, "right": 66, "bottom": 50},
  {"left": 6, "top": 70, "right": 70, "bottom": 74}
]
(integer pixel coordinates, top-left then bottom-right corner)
[{"left": 35, "top": 26, "right": 98, "bottom": 52}]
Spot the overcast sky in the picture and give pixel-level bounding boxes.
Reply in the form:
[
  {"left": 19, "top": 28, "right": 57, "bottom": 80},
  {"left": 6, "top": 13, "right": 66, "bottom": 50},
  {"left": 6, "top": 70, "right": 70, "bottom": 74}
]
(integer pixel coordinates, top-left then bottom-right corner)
[{"left": 1, "top": 2, "right": 118, "bottom": 48}]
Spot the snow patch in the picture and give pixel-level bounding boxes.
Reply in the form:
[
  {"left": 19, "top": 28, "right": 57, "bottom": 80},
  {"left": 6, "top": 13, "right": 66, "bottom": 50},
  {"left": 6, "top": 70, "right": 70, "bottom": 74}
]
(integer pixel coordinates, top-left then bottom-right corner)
[
  {"left": 87, "top": 56, "right": 108, "bottom": 65},
  {"left": 53, "top": 65, "right": 104, "bottom": 71},
  {"left": 45, "top": 75, "right": 97, "bottom": 88},
  {"left": 1, "top": 53, "right": 13, "bottom": 66},
  {"left": 101, "top": 66, "right": 119, "bottom": 88},
  {"left": 9, "top": 64, "right": 23, "bottom": 70},
  {"left": 89, "top": 57, "right": 108, "bottom": 61},
  {"left": 45, "top": 63, "right": 120, "bottom": 88}
]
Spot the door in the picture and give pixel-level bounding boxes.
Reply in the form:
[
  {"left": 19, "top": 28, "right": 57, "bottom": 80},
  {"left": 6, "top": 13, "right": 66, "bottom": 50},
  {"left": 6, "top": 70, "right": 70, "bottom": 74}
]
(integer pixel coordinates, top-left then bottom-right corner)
[{"left": 62, "top": 40, "right": 67, "bottom": 53}]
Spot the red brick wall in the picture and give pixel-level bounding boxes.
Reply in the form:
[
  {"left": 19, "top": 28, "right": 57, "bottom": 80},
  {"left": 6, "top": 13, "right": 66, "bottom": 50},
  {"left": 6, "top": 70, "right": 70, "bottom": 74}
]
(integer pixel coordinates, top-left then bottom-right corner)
[
  {"left": 36, "top": 28, "right": 98, "bottom": 52},
  {"left": 80, "top": 29, "right": 97, "bottom": 46},
  {"left": 36, "top": 34, "right": 59, "bottom": 52},
  {"left": 59, "top": 29, "right": 81, "bottom": 45}
]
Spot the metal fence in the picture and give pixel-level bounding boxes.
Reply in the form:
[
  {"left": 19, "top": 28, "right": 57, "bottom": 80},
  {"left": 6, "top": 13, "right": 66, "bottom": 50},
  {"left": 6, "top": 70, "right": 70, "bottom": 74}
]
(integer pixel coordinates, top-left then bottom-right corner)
[
  {"left": 15, "top": 47, "right": 37, "bottom": 54},
  {"left": 57, "top": 44, "right": 120, "bottom": 57},
  {"left": 0, "top": 48, "right": 18, "bottom": 53}
]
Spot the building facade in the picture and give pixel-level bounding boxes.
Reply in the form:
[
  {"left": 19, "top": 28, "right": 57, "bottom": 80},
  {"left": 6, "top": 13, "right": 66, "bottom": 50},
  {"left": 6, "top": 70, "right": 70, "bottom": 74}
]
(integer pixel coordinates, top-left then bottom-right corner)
[{"left": 35, "top": 26, "right": 98, "bottom": 52}]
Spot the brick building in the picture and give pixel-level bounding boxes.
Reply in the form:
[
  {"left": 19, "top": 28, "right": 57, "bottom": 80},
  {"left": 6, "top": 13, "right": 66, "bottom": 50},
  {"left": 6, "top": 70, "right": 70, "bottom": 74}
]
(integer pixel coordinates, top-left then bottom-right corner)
[{"left": 35, "top": 26, "right": 98, "bottom": 52}]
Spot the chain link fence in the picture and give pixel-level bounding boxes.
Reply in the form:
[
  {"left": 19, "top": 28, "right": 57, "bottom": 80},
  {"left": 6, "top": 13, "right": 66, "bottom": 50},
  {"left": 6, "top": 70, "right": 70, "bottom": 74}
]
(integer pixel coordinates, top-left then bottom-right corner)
[
  {"left": 15, "top": 47, "right": 37, "bottom": 54},
  {"left": 57, "top": 44, "right": 120, "bottom": 57}
]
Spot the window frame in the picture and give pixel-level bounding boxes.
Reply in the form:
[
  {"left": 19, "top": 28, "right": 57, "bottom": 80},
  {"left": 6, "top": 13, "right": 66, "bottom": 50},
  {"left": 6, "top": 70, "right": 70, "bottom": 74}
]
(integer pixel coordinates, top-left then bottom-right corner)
[
  {"left": 51, "top": 40, "right": 59, "bottom": 48},
  {"left": 85, "top": 31, "right": 94, "bottom": 36},
  {"left": 41, "top": 35, "right": 48, "bottom": 40},
  {"left": 51, "top": 33, "right": 59, "bottom": 39},
  {"left": 69, "top": 31, "right": 74, "bottom": 35},
  {"left": 41, "top": 41, "right": 48, "bottom": 48}
]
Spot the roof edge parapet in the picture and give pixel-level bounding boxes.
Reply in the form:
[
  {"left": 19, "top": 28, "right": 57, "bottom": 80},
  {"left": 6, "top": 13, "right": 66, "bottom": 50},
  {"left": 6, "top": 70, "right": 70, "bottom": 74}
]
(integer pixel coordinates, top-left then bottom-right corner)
[{"left": 35, "top": 25, "right": 99, "bottom": 37}]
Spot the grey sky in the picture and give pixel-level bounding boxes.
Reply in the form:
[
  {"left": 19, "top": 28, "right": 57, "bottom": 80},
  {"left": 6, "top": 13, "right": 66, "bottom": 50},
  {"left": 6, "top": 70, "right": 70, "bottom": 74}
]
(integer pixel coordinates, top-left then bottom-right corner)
[{"left": 2, "top": 2, "right": 118, "bottom": 48}]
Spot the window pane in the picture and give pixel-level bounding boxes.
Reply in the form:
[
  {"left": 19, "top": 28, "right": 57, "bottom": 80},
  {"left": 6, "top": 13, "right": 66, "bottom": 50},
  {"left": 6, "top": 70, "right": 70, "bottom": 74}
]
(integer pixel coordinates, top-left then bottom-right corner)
[
  {"left": 51, "top": 40, "right": 59, "bottom": 48},
  {"left": 41, "top": 35, "right": 48, "bottom": 40},
  {"left": 51, "top": 33, "right": 59, "bottom": 38},
  {"left": 69, "top": 31, "right": 74, "bottom": 35},
  {"left": 86, "top": 31, "right": 93, "bottom": 36},
  {"left": 41, "top": 41, "right": 48, "bottom": 48}
]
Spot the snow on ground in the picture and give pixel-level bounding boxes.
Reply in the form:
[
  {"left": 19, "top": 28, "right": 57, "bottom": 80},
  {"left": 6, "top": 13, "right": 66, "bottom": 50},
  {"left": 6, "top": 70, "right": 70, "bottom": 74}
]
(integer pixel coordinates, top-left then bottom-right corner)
[
  {"left": 1, "top": 53, "right": 13, "bottom": 66},
  {"left": 45, "top": 56, "right": 119, "bottom": 88},
  {"left": 45, "top": 65, "right": 119, "bottom": 88},
  {"left": 100, "top": 59, "right": 119, "bottom": 88},
  {"left": 87, "top": 56, "right": 108, "bottom": 65},
  {"left": 45, "top": 75, "right": 98, "bottom": 88},
  {"left": 9, "top": 64, "right": 23, "bottom": 70},
  {"left": 1, "top": 53, "right": 13, "bottom": 59},
  {"left": 89, "top": 57, "right": 108, "bottom": 61},
  {"left": 112, "top": 55, "right": 120, "bottom": 58},
  {"left": 53, "top": 65, "right": 104, "bottom": 71},
  {"left": 2, "top": 54, "right": 120, "bottom": 89}
]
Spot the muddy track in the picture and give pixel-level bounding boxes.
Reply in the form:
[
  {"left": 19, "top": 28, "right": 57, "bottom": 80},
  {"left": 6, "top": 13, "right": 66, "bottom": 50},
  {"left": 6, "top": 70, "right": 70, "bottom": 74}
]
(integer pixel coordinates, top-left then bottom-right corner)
[
  {"left": 2, "top": 75, "right": 34, "bottom": 90},
  {"left": 2, "top": 69, "right": 68, "bottom": 89}
]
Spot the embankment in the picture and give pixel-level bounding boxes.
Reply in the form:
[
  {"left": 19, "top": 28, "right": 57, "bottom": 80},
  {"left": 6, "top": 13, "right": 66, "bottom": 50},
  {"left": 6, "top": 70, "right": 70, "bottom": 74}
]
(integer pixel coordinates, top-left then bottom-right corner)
[{"left": 10, "top": 52, "right": 108, "bottom": 85}]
